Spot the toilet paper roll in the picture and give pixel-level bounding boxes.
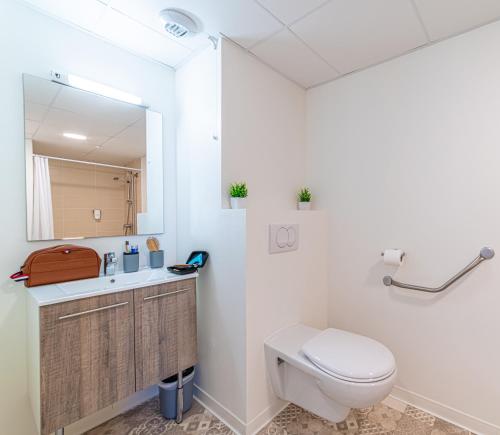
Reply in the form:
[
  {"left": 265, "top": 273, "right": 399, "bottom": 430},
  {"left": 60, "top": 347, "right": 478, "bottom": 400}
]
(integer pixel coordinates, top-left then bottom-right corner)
[{"left": 383, "top": 249, "right": 404, "bottom": 266}]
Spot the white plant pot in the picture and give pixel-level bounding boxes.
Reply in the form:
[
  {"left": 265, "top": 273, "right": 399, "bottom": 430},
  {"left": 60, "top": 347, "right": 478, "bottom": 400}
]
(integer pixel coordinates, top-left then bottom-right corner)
[
  {"left": 230, "top": 197, "right": 247, "bottom": 209},
  {"left": 298, "top": 201, "right": 311, "bottom": 210}
]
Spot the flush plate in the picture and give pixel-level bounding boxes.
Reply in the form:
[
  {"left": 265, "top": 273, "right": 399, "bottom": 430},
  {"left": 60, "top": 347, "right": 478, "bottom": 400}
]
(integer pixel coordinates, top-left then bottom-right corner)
[{"left": 269, "top": 224, "right": 299, "bottom": 254}]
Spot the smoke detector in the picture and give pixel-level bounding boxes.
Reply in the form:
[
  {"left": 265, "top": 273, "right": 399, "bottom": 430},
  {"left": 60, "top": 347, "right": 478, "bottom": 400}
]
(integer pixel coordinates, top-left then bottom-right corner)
[{"left": 159, "top": 9, "right": 199, "bottom": 38}]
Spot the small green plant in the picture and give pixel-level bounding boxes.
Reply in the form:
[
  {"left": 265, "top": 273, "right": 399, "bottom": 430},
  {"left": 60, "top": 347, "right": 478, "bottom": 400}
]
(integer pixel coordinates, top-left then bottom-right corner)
[
  {"left": 229, "top": 182, "right": 248, "bottom": 198},
  {"left": 298, "top": 187, "right": 312, "bottom": 202}
]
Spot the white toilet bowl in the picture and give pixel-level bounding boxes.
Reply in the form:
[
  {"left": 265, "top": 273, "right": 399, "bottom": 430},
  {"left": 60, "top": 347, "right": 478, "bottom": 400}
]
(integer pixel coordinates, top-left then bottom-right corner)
[{"left": 264, "top": 324, "right": 396, "bottom": 422}]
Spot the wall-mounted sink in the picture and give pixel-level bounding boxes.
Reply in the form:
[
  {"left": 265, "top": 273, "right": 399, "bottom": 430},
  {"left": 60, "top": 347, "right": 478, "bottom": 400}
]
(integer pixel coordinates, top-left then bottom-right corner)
[
  {"left": 56, "top": 268, "right": 170, "bottom": 295},
  {"left": 27, "top": 268, "right": 198, "bottom": 306}
]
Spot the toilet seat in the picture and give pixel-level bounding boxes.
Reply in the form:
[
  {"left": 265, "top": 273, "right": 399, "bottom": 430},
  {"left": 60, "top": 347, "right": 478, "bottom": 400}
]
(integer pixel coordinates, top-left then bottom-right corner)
[{"left": 302, "top": 328, "right": 396, "bottom": 383}]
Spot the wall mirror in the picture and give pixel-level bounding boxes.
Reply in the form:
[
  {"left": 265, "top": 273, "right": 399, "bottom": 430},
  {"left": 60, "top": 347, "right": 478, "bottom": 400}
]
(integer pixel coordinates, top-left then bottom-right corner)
[{"left": 23, "top": 74, "right": 163, "bottom": 241}]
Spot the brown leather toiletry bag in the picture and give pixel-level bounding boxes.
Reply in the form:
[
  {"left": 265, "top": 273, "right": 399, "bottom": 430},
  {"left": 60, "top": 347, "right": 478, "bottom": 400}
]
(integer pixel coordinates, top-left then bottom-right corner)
[{"left": 19, "top": 245, "right": 101, "bottom": 287}]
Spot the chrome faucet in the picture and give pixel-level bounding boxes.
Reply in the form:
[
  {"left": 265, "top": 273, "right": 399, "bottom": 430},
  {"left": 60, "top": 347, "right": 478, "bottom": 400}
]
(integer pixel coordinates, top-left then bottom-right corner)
[{"left": 104, "top": 252, "right": 117, "bottom": 276}]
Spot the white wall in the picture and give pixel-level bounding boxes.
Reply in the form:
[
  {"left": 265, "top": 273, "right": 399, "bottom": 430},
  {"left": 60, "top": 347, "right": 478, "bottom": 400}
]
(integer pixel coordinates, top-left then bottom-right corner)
[
  {"left": 177, "top": 41, "right": 329, "bottom": 434},
  {"left": 306, "top": 20, "right": 500, "bottom": 433},
  {"left": 220, "top": 40, "right": 329, "bottom": 433},
  {"left": 245, "top": 209, "right": 328, "bottom": 432},
  {"left": 220, "top": 41, "right": 306, "bottom": 210},
  {"left": 176, "top": 45, "right": 248, "bottom": 430},
  {"left": 0, "top": 2, "right": 176, "bottom": 434}
]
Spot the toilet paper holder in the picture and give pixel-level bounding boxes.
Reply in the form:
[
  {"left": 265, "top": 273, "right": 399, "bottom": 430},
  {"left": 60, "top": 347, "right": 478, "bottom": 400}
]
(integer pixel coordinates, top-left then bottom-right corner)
[{"left": 382, "top": 247, "right": 495, "bottom": 293}]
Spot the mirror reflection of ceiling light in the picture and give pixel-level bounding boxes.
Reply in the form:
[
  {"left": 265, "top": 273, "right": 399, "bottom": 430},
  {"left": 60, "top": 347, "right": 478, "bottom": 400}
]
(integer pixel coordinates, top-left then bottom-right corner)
[
  {"left": 66, "top": 74, "right": 142, "bottom": 106},
  {"left": 63, "top": 132, "right": 87, "bottom": 140}
]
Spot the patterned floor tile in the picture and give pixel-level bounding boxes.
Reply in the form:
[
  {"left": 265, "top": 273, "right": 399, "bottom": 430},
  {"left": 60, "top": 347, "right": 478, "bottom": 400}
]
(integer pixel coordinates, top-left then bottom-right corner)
[
  {"left": 271, "top": 403, "right": 303, "bottom": 427},
  {"left": 430, "top": 418, "right": 471, "bottom": 435},
  {"left": 261, "top": 402, "right": 471, "bottom": 435},
  {"left": 86, "top": 398, "right": 235, "bottom": 435},
  {"left": 404, "top": 405, "right": 436, "bottom": 426},
  {"left": 87, "top": 396, "right": 471, "bottom": 435}
]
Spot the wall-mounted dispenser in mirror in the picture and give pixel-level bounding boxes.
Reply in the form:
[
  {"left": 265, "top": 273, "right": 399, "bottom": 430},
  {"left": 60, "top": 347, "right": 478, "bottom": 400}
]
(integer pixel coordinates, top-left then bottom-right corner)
[{"left": 23, "top": 74, "right": 164, "bottom": 241}]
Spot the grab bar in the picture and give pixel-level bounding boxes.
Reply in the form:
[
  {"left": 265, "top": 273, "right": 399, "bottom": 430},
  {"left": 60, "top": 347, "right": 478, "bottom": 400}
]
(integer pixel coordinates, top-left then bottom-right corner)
[{"left": 383, "top": 247, "right": 494, "bottom": 293}]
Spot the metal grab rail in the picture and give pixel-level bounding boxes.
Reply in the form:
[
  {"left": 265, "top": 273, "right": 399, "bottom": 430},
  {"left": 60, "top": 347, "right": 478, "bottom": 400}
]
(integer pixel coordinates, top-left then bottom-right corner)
[{"left": 383, "top": 247, "right": 495, "bottom": 293}]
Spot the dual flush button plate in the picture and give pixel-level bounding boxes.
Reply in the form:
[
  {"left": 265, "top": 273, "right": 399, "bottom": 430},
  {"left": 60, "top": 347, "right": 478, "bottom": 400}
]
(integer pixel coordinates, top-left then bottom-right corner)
[{"left": 269, "top": 224, "right": 299, "bottom": 254}]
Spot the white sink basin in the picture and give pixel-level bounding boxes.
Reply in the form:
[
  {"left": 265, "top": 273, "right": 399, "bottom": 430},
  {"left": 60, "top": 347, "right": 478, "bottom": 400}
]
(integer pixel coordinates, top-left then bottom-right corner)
[
  {"left": 27, "top": 267, "right": 198, "bottom": 306},
  {"left": 57, "top": 268, "right": 176, "bottom": 295}
]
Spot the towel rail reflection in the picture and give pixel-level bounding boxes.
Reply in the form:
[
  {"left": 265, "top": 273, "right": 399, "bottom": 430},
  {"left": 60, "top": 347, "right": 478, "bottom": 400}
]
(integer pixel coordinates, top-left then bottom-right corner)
[{"left": 383, "top": 247, "right": 494, "bottom": 293}]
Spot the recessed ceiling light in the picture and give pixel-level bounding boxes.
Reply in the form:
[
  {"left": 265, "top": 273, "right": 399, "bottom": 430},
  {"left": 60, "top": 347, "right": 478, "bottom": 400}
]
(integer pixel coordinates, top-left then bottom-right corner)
[
  {"left": 159, "top": 9, "right": 199, "bottom": 38},
  {"left": 63, "top": 132, "right": 87, "bottom": 140}
]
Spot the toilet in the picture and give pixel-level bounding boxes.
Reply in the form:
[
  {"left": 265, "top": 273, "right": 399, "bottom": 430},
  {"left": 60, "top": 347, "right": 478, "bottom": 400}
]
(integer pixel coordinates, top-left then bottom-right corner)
[{"left": 264, "top": 324, "right": 396, "bottom": 422}]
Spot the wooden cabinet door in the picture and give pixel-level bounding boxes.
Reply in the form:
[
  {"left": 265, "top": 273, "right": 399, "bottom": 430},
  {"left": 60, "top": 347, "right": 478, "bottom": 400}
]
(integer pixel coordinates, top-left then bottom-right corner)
[
  {"left": 134, "top": 279, "right": 197, "bottom": 390},
  {"left": 40, "top": 290, "right": 135, "bottom": 435}
]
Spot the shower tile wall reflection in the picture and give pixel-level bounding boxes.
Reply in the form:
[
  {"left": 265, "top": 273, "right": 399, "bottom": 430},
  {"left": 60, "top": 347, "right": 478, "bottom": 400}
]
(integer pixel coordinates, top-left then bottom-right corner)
[{"left": 50, "top": 160, "right": 143, "bottom": 239}]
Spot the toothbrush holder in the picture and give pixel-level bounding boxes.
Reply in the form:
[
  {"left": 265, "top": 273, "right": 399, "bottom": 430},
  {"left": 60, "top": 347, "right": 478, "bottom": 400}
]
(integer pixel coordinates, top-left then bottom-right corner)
[
  {"left": 150, "top": 250, "right": 164, "bottom": 269},
  {"left": 123, "top": 252, "right": 139, "bottom": 273}
]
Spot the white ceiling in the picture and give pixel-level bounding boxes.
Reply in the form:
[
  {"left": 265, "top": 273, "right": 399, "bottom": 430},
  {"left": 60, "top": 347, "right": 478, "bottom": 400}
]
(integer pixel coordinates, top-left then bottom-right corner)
[
  {"left": 20, "top": 0, "right": 500, "bottom": 88},
  {"left": 24, "top": 74, "right": 146, "bottom": 166}
]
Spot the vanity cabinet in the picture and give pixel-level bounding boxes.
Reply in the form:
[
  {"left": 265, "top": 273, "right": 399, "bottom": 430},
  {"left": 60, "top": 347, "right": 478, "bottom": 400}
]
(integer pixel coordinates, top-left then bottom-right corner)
[
  {"left": 134, "top": 279, "right": 197, "bottom": 389},
  {"left": 28, "top": 277, "right": 197, "bottom": 435},
  {"left": 39, "top": 291, "right": 135, "bottom": 435}
]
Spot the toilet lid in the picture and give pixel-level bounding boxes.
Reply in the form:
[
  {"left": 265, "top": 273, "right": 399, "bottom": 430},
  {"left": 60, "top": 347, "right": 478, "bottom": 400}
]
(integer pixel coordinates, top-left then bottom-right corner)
[{"left": 302, "top": 328, "right": 395, "bottom": 382}]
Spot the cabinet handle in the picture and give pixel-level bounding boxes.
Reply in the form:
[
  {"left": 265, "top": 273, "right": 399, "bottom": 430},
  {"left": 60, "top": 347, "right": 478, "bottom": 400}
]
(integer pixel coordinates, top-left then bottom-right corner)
[
  {"left": 143, "top": 288, "right": 189, "bottom": 301},
  {"left": 58, "top": 301, "right": 129, "bottom": 320}
]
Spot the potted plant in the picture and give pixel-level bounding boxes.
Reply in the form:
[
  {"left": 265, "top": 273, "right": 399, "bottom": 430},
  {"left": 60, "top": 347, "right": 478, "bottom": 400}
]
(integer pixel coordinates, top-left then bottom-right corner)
[
  {"left": 229, "top": 182, "right": 248, "bottom": 209},
  {"left": 297, "top": 187, "right": 312, "bottom": 210}
]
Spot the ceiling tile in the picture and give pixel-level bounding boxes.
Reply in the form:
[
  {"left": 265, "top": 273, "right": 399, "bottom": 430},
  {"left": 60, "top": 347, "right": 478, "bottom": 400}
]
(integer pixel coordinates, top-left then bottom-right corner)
[
  {"left": 84, "top": 147, "right": 140, "bottom": 165},
  {"left": 22, "top": 0, "right": 106, "bottom": 32},
  {"left": 34, "top": 130, "right": 108, "bottom": 149},
  {"left": 53, "top": 85, "right": 144, "bottom": 126},
  {"left": 25, "top": 102, "right": 49, "bottom": 122},
  {"left": 25, "top": 120, "right": 41, "bottom": 139},
  {"left": 291, "top": 0, "right": 428, "bottom": 74},
  {"left": 414, "top": 0, "right": 500, "bottom": 41},
  {"left": 251, "top": 29, "right": 339, "bottom": 87},
  {"left": 43, "top": 107, "right": 123, "bottom": 137},
  {"left": 105, "top": 0, "right": 210, "bottom": 52},
  {"left": 96, "top": 8, "right": 191, "bottom": 66},
  {"left": 108, "top": 0, "right": 283, "bottom": 49},
  {"left": 33, "top": 129, "right": 104, "bottom": 153},
  {"left": 96, "top": 131, "right": 146, "bottom": 162},
  {"left": 256, "top": 0, "right": 330, "bottom": 25}
]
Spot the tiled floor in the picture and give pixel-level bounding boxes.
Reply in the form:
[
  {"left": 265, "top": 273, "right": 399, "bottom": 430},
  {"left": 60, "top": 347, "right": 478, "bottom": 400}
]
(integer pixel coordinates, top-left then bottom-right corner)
[
  {"left": 85, "top": 399, "right": 232, "bottom": 435},
  {"left": 257, "top": 403, "right": 473, "bottom": 435},
  {"left": 86, "top": 397, "right": 472, "bottom": 435}
]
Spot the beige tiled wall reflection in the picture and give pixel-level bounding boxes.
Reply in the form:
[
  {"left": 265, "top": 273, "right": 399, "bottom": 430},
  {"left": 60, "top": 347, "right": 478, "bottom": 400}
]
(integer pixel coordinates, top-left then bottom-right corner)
[{"left": 50, "top": 160, "right": 132, "bottom": 239}]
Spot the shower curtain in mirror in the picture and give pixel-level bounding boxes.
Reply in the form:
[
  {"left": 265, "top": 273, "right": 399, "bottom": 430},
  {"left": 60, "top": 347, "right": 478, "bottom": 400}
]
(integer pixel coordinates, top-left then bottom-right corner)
[{"left": 31, "top": 156, "right": 54, "bottom": 240}]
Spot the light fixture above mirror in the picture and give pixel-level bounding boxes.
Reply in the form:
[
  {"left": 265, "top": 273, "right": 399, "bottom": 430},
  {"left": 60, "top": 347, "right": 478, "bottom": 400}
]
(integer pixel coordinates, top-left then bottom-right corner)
[{"left": 51, "top": 70, "right": 145, "bottom": 107}]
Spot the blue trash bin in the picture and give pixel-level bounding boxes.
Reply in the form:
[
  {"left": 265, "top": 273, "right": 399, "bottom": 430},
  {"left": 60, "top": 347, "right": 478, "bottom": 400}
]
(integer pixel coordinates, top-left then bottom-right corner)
[{"left": 159, "top": 366, "right": 195, "bottom": 419}]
